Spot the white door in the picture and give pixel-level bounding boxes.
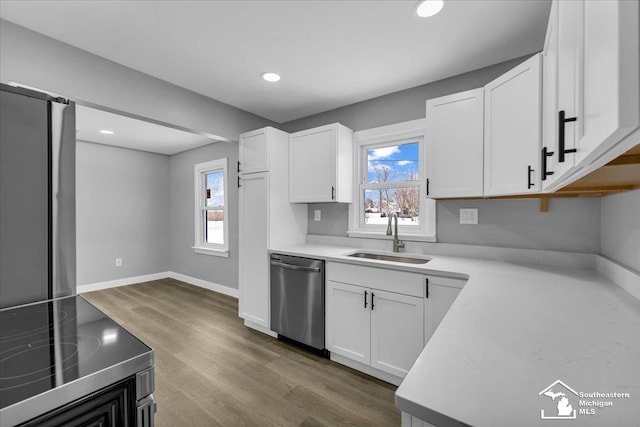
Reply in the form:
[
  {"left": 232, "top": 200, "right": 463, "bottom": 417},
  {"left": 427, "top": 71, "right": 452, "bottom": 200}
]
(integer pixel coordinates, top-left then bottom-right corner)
[
  {"left": 326, "top": 280, "right": 370, "bottom": 365},
  {"left": 541, "top": 0, "right": 562, "bottom": 191},
  {"left": 289, "top": 126, "right": 337, "bottom": 203},
  {"left": 426, "top": 88, "right": 484, "bottom": 198},
  {"left": 424, "top": 278, "right": 464, "bottom": 345},
  {"left": 239, "top": 128, "right": 269, "bottom": 174},
  {"left": 238, "top": 172, "right": 270, "bottom": 327},
  {"left": 370, "top": 289, "right": 424, "bottom": 378},
  {"left": 484, "top": 54, "right": 542, "bottom": 196},
  {"left": 576, "top": 0, "right": 639, "bottom": 165},
  {"left": 550, "top": 0, "right": 582, "bottom": 185}
]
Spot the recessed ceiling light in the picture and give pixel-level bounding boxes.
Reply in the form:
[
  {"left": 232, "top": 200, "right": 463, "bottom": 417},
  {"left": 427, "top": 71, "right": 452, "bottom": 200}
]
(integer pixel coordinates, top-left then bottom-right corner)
[
  {"left": 415, "top": 0, "right": 444, "bottom": 18},
  {"left": 100, "top": 129, "right": 115, "bottom": 135},
  {"left": 261, "top": 72, "right": 281, "bottom": 83}
]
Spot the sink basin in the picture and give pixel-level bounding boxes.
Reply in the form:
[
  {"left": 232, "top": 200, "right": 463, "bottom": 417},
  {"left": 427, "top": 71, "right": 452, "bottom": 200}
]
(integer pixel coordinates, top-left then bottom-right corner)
[{"left": 347, "top": 252, "right": 430, "bottom": 264}]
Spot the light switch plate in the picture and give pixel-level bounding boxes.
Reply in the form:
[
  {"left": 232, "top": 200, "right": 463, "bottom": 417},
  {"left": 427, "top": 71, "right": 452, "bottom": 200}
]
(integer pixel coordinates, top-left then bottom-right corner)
[
  {"left": 460, "top": 208, "right": 478, "bottom": 225},
  {"left": 314, "top": 210, "right": 321, "bottom": 221}
]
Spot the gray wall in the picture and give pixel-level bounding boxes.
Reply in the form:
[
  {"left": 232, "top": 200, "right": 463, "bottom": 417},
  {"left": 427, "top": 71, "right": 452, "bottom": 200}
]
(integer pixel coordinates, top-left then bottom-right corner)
[
  {"left": 437, "top": 198, "right": 600, "bottom": 253},
  {"left": 307, "top": 198, "right": 602, "bottom": 253},
  {"left": 282, "top": 55, "right": 531, "bottom": 133},
  {"left": 601, "top": 189, "right": 640, "bottom": 271},
  {"left": 0, "top": 20, "right": 273, "bottom": 141},
  {"left": 287, "top": 53, "right": 602, "bottom": 254},
  {"left": 76, "top": 141, "right": 170, "bottom": 285},
  {"left": 169, "top": 142, "right": 239, "bottom": 289}
]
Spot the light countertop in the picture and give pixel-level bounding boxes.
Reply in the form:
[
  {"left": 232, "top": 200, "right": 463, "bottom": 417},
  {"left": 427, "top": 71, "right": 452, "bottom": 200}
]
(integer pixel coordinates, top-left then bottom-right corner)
[{"left": 269, "top": 243, "right": 640, "bottom": 427}]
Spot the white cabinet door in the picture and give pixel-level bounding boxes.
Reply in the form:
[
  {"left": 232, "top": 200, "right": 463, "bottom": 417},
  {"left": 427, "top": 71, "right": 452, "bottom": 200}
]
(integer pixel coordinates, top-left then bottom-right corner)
[
  {"left": 326, "top": 280, "right": 371, "bottom": 365},
  {"left": 541, "top": 0, "right": 564, "bottom": 191},
  {"left": 425, "top": 88, "right": 484, "bottom": 198},
  {"left": 370, "top": 289, "right": 424, "bottom": 378},
  {"left": 238, "top": 173, "right": 270, "bottom": 327},
  {"left": 289, "top": 123, "right": 353, "bottom": 203},
  {"left": 484, "top": 54, "right": 542, "bottom": 196},
  {"left": 424, "top": 277, "right": 465, "bottom": 345},
  {"left": 576, "top": 0, "right": 639, "bottom": 166},
  {"left": 290, "top": 125, "right": 337, "bottom": 203},
  {"left": 239, "top": 128, "right": 269, "bottom": 174}
]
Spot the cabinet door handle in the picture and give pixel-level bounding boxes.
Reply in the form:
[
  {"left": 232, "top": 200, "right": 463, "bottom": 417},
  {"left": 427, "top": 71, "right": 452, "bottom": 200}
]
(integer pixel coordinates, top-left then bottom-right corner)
[
  {"left": 541, "top": 147, "right": 554, "bottom": 181},
  {"left": 558, "top": 110, "right": 578, "bottom": 163},
  {"left": 331, "top": 186, "right": 336, "bottom": 200},
  {"left": 371, "top": 292, "right": 375, "bottom": 310},
  {"left": 237, "top": 161, "right": 241, "bottom": 173},
  {"left": 237, "top": 176, "right": 241, "bottom": 188},
  {"left": 527, "top": 166, "right": 534, "bottom": 189},
  {"left": 426, "top": 277, "right": 429, "bottom": 298},
  {"left": 426, "top": 178, "right": 430, "bottom": 196},
  {"left": 364, "top": 290, "right": 368, "bottom": 308}
]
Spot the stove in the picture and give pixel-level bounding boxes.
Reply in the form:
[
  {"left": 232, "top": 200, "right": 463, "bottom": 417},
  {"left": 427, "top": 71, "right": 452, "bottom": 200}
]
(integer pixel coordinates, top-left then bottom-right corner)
[{"left": 0, "top": 296, "right": 154, "bottom": 426}]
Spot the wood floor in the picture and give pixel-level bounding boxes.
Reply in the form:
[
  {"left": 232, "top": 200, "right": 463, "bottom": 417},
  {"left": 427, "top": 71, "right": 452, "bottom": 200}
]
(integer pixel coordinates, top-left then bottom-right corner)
[{"left": 82, "top": 279, "right": 400, "bottom": 426}]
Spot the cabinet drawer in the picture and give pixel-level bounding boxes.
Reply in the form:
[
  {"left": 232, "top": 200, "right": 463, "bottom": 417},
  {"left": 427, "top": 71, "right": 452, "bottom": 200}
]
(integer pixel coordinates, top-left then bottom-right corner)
[{"left": 327, "top": 262, "right": 423, "bottom": 297}]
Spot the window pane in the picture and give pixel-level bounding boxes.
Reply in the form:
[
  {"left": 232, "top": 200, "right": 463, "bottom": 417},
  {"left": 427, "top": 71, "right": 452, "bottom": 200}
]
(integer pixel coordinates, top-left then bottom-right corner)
[
  {"left": 367, "top": 141, "right": 419, "bottom": 183},
  {"left": 205, "top": 170, "right": 224, "bottom": 244},
  {"left": 364, "top": 188, "right": 420, "bottom": 226},
  {"left": 205, "top": 171, "right": 224, "bottom": 207},
  {"left": 205, "top": 211, "right": 224, "bottom": 244}
]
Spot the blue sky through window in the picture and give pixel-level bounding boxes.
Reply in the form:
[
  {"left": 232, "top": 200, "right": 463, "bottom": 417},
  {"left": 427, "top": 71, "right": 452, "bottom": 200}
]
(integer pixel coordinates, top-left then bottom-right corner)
[{"left": 367, "top": 141, "right": 419, "bottom": 183}]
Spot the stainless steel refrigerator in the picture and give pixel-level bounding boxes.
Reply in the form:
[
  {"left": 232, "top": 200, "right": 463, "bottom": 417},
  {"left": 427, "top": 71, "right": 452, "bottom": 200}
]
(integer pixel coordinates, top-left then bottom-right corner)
[{"left": 0, "top": 83, "right": 76, "bottom": 308}]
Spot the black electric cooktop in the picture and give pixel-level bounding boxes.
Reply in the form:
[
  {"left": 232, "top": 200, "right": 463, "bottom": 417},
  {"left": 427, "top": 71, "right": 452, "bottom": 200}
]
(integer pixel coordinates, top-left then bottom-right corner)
[{"left": 0, "top": 296, "right": 153, "bottom": 425}]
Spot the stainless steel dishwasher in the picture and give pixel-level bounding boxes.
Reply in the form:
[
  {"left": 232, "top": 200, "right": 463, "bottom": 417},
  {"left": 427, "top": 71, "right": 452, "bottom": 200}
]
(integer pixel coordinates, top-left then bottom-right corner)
[{"left": 270, "top": 254, "right": 325, "bottom": 351}]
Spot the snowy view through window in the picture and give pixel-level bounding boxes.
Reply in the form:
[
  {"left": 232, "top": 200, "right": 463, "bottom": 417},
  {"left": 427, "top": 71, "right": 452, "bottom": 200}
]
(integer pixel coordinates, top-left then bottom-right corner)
[
  {"left": 365, "top": 141, "right": 419, "bottom": 226},
  {"left": 205, "top": 170, "right": 224, "bottom": 244}
]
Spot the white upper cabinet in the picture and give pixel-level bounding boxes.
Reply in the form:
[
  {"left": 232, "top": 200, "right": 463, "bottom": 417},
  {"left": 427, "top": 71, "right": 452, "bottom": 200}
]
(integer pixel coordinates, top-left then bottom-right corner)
[
  {"left": 425, "top": 88, "right": 484, "bottom": 198},
  {"left": 543, "top": 0, "right": 639, "bottom": 190},
  {"left": 484, "top": 54, "right": 542, "bottom": 197},
  {"left": 239, "top": 127, "right": 270, "bottom": 174},
  {"left": 289, "top": 123, "right": 353, "bottom": 203}
]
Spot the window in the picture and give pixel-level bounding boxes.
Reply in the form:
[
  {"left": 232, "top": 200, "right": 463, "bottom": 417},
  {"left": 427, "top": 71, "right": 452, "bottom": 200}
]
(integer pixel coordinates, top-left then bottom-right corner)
[
  {"left": 194, "top": 158, "right": 229, "bottom": 257},
  {"left": 348, "top": 119, "right": 435, "bottom": 241}
]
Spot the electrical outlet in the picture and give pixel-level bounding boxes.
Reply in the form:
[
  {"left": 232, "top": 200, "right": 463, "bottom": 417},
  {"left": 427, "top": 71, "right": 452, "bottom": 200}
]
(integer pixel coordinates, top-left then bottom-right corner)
[
  {"left": 314, "top": 210, "right": 321, "bottom": 221},
  {"left": 459, "top": 208, "right": 478, "bottom": 225},
  {"left": 115, "top": 258, "right": 123, "bottom": 267}
]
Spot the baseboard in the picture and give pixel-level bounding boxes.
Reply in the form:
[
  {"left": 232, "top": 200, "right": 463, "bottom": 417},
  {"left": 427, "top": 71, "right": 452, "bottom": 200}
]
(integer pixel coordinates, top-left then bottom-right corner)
[
  {"left": 330, "top": 353, "right": 403, "bottom": 386},
  {"left": 78, "top": 271, "right": 239, "bottom": 299},
  {"left": 244, "top": 319, "right": 278, "bottom": 338},
  {"left": 77, "top": 272, "right": 171, "bottom": 293},
  {"left": 596, "top": 256, "right": 640, "bottom": 301},
  {"left": 166, "top": 271, "right": 239, "bottom": 299}
]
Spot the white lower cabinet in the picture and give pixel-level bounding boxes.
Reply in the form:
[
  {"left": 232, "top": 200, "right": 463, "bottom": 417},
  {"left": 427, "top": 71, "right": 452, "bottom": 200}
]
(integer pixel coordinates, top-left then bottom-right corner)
[
  {"left": 424, "top": 276, "right": 466, "bottom": 345},
  {"left": 370, "top": 289, "right": 424, "bottom": 378},
  {"left": 326, "top": 262, "right": 424, "bottom": 382},
  {"left": 326, "top": 281, "right": 371, "bottom": 365}
]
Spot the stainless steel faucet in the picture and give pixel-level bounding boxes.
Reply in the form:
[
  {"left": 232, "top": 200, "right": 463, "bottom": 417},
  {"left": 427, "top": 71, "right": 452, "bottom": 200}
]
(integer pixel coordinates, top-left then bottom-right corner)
[{"left": 386, "top": 213, "right": 405, "bottom": 253}]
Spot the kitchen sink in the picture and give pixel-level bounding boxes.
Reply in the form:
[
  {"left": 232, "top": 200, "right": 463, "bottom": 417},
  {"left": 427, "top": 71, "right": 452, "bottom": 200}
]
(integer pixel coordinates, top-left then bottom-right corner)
[{"left": 347, "top": 252, "right": 430, "bottom": 264}]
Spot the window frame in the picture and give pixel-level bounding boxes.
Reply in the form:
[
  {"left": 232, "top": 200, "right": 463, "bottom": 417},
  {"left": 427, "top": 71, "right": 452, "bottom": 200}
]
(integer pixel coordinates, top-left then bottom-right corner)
[
  {"left": 348, "top": 119, "right": 436, "bottom": 242},
  {"left": 193, "top": 158, "right": 229, "bottom": 257}
]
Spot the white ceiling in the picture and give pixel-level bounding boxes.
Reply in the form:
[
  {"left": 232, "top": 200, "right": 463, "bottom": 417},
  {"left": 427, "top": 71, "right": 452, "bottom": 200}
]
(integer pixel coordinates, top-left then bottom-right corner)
[
  {"left": 0, "top": 0, "right": 551, "bottom": 124},
  {"left": 76, "top": 105, "right": 217, "bottom": 155}
]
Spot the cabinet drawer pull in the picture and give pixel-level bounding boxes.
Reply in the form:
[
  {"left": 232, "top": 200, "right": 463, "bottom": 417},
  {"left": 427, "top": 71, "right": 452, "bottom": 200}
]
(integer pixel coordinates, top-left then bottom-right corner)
[
  {"left": 364, "top": 290, "right": 368, "bottom": 308},
  {"left": 237, "top": 176, "right": 241, "bottom": 188},
  {"left": 331, "top": 186, "right": 336, "bottom": 200},
  {"left": 527, "top": 166, "right": 534, "bottom": 189},
  {"left": 426, "top": 277, "right": 429, "bottom": 298},
  {"left": 371, "top": 292, "right": 375, "bottom": 310},
  {"left": 426, "top": 178, "right": 430, "bottom": 196},
  {"left": 237, "top": 161, "right": 241, "bottom": 173},
  {"left": 558, "top": 110, "right": 578, "bottom": 163},
  {"left": 541, "top": 147, "right": 554, "bottom": 181}
]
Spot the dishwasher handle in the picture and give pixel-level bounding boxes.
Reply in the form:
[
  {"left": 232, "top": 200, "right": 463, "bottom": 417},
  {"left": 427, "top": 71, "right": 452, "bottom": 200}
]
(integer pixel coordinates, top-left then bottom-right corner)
[{"left": 270, "top": 260, "right": 322, "bottom": 272}]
